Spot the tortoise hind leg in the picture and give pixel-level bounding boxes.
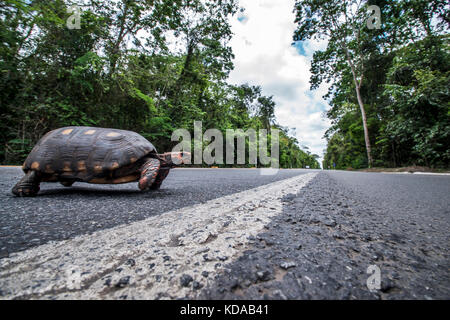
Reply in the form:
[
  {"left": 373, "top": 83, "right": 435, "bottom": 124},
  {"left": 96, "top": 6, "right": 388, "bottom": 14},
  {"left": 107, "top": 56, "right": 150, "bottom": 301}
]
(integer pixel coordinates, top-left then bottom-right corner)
[
  {"left": 138, "top": 158, "right": 160, "bottom": 191},
  {"left": 12, "top": 171, "right": 41, "bottom": 197}
]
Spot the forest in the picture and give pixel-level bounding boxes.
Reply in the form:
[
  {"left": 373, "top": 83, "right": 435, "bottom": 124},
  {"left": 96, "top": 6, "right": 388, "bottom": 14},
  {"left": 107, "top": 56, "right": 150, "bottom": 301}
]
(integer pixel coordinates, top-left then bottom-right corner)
[
  {"left": 293, "top": 0, "right": 449, "bottom": 169},
  {"left": 0, "top": 0, "right": 321, "bottom": 169}
]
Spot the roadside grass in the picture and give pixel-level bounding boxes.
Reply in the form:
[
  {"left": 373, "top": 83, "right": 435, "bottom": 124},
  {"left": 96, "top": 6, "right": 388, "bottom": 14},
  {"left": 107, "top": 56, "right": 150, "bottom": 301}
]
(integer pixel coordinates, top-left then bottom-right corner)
[{"left": 354, "top": 166, "right": 450, "bottom": 173}]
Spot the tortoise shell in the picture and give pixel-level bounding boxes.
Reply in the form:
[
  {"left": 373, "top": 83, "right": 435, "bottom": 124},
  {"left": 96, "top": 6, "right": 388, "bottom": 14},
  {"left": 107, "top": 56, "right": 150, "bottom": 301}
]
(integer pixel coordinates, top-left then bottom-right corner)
[{"left": 23, "top": 126, "right": 157, "bottom": 181}]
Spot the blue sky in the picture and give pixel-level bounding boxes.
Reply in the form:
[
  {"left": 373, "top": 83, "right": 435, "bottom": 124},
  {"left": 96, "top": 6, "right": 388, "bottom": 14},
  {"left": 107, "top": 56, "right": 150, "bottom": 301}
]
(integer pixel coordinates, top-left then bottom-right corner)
[
  {"left": 292, "top": 41, "right": 307, "bottom": 56},
  {"left": 227, "top": 0, "right": 330, "bottom": 164}
]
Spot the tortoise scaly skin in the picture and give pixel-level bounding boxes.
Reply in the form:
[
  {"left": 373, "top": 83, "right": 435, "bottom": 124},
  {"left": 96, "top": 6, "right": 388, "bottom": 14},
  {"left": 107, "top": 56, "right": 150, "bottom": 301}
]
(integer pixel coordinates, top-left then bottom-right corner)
[{"left": 12, "top": 127, "right": 190, "bottom": 196}]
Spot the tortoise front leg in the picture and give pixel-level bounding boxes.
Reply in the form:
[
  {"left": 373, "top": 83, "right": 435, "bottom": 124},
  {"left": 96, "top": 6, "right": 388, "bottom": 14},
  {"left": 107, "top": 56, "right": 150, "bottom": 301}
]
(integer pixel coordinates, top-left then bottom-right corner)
[
  {"left": 138, "top": 158, "right": 160, "bottom": 191},
  {"left": 149, "top": 167, "right": 171, "bottom": 190},
  {"left": 12, "top": 171, "right": 41, "bottom": 197}
]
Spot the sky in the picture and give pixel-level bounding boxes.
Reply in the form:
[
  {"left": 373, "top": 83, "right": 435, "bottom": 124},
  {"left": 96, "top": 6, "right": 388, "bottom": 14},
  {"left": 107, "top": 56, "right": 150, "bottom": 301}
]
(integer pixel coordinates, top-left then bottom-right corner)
[{"left": 227, "top": 0, "right": 330, "bottom": 165}]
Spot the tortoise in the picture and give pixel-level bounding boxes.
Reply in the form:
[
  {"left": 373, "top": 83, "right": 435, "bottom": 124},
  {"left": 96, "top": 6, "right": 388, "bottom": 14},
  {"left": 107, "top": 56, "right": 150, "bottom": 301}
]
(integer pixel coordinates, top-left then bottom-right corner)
[{"left": 11, "top": 126, "right": 190, "bottom": 196}]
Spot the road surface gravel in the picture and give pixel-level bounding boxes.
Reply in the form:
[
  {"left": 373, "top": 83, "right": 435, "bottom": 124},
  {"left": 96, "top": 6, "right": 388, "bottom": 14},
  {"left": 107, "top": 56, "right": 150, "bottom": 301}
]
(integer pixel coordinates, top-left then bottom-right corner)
[{"left": 0, "top": 167, "right": 448, "bottom": 299}]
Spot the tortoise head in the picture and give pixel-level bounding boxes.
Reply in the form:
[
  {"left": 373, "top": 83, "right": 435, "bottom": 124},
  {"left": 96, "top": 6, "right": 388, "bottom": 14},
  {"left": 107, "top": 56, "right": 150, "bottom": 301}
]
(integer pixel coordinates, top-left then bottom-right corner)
[{"left": 158, "top": 152, "right": 191, "bottom": 167}]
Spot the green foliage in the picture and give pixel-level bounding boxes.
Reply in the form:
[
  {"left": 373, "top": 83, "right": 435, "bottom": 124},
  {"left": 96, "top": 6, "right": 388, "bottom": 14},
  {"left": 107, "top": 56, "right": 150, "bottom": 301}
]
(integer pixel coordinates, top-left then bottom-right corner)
[
  {"left": 380, "top": 35, "right": 450, "bottom": 167},
  {"left": 0, "top": 0, "right": 319, "bottom": 168},
  {"left": 307, "top": 0, "right": 450, "bottom": 169}
]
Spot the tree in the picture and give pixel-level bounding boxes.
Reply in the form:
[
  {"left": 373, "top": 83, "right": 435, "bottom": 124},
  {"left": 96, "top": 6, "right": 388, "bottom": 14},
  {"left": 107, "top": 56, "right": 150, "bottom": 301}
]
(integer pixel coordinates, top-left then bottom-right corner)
[
  {"left": 382, "top": 35, "right": 450, "bottom": 167},
  {"left": 293, "top": 0, "right": 390, "bottom": 167},
  {"left": 318, "top": 0, "right": 449, "bottom": 169},
  {"left": 0, "top": 0, "right": 319, "bottom": 169}
]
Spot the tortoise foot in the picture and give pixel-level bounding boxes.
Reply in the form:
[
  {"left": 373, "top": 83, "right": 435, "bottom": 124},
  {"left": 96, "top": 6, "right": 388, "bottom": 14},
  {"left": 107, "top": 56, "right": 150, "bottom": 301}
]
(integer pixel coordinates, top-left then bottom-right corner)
[
  {"left": 12, "top": 171, "right": 41, "bottom": 197},
  {"left": 149, "top": 183, "right": 161, "bottom": 190},
  {"left": 12, "top": 185, "right": 40, "bottom": 197}
]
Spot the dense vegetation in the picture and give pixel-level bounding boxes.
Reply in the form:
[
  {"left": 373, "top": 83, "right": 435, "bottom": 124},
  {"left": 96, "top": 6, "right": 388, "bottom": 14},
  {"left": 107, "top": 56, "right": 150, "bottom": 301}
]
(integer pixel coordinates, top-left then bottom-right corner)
[
  {"left": 294, "top": 0, "right": 449, "bottom": 169},
  {"left": 0, "top": 0, "right": 320, "bottom": 169}
]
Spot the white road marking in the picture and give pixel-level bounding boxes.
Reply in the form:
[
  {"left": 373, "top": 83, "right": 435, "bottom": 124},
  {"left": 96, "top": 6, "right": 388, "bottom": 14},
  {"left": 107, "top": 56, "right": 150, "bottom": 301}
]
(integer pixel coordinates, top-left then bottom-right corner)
[
  {"left": 0, "top": 173, "right": 317, "bottom": 299},
  {"left": 411, "top": 172, "right": 450, "bottom": 176},
  {"left": 376, "top": 171, "right": 450, "bottom": 176}
]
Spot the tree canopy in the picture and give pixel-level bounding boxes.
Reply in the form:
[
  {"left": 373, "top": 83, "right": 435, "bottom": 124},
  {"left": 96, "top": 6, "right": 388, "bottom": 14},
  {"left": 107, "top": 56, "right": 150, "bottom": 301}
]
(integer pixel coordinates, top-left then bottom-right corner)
[
  {"left": 0, "top": 0, "right": 320, "bottom": 169},
  {"left": 294, "top": 0, "right": 449, "bottom": 169}
]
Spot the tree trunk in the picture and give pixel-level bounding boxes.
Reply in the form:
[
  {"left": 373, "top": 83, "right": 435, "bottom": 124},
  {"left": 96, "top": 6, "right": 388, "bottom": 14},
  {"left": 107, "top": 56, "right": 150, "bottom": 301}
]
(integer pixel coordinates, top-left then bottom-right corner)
[
  {"left": 109, "top": 2, "right": 129, "bottom": 76},
  {"left": 178, "top": 41, "right": 195, "bottom": 83},
  {"left": 354, "top": 84, "right": 373, "bottom": 167},
  {"left": 345, "top": 51, "right": 373, "bottom": 168}
]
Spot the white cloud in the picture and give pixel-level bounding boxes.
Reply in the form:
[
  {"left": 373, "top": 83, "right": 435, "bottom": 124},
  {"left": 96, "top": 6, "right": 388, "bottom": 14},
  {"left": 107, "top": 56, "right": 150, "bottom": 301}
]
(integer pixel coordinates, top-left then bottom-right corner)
[{"left": 227, "top": 0, "right": 330, "bottom": 166}]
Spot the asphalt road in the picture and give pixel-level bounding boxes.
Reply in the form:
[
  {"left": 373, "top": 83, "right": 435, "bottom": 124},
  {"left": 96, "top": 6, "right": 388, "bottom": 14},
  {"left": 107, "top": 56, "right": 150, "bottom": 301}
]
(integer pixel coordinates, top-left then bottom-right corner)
[
  {"left": 0, "top": 167, "right": 313, "bottom": 258},
  {"left": 199, "top": 171, "right": 449, "bottom": 299},
  {"left": 0, "top": 167, "right": 449, "bottom": 299}
]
